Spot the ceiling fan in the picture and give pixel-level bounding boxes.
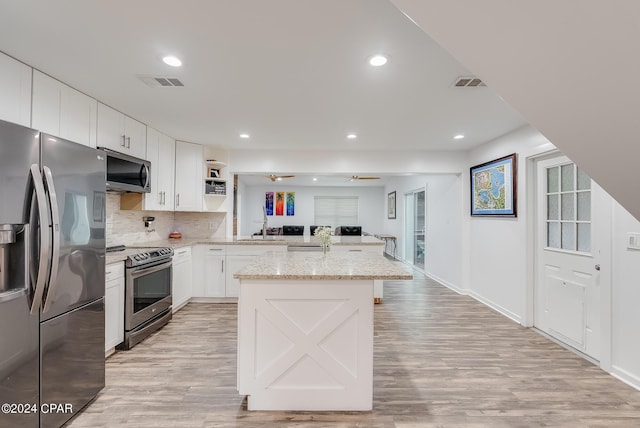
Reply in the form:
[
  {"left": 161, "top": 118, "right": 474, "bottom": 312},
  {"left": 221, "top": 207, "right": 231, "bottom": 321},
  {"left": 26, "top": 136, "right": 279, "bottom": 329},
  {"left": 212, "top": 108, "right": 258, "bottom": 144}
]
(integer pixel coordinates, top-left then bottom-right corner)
[
  {"left": 348, "top": 175, "right": 380, "bottom": 181},
  {"left": 265, "top": 174, "right": 295, "bottom": 182}
]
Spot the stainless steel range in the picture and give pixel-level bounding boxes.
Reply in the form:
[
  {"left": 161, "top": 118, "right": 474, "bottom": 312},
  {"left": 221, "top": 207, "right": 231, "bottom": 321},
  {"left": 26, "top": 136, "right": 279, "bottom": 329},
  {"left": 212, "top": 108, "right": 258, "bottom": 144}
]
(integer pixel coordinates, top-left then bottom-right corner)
[{"left": 107, "top": 245, "right": 173, "bottom": 350}]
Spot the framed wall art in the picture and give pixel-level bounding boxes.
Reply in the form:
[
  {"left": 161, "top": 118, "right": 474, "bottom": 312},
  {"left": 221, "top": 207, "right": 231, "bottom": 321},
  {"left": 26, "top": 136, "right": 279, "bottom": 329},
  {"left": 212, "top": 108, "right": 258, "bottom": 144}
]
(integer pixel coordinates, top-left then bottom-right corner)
[
  {"left": 470, "top": 153, "right": 517, "bottom": 217},
  {"left": 275, "top": 191, "right": 285, "bottom": 216},
  {"left": 387, "top": 191, "right": 396, "bottom": 219},
  {"left": 265, "top": 192, "right": 274, "bottom": 215},
  {"left": 286, "top": 192, "right": 295, "bottom": 216}
]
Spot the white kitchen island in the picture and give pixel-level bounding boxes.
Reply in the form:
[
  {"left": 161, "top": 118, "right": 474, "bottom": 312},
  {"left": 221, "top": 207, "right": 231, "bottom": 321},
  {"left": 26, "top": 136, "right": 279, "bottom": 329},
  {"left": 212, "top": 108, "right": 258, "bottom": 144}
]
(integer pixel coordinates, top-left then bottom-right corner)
[{"left": 234, "top": 250, "right": 412, "bottom": 411}]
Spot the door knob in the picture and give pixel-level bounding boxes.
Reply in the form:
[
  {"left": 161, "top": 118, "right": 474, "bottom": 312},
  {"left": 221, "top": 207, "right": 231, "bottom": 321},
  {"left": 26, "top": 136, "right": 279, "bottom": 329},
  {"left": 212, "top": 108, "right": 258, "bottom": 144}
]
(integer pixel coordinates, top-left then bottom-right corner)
[{"left": 595, "top": 264, "right": 601, "bottom": 271}]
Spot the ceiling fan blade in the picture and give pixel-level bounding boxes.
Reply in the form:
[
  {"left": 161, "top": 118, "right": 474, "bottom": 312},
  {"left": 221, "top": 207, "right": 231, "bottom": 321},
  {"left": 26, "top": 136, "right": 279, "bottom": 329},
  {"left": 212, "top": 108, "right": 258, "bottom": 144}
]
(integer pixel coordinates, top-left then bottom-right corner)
[{"left": 349, "top": 175, "right": 380, "bottom": 180}]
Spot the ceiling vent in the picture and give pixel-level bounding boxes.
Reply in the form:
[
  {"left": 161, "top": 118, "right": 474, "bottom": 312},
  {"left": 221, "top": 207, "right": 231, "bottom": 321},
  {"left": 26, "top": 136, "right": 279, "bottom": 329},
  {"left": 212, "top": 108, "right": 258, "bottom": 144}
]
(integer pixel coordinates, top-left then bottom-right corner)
[
  {"left": 452, "top": 76, "right": 486, "bottom": 88},
  {"left": 138, "top": 75, "right": 185, "bottom": 88}
]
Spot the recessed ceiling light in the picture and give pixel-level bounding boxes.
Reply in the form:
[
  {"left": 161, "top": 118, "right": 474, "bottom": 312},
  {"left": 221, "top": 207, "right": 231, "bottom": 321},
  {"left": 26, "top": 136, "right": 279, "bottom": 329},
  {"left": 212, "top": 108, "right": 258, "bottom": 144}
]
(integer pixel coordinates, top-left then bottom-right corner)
[
  {"left": 162, "top": 55, "right": 182, "bottom": 67},
  {"left": 276, "top": 177, "right": 282, "bottom": 181},
  {"left": 347, "top": 133, "right": 357, "bottom": 140},
  {"left": 239, "top": 133, "right": 250, "bottom": 139},
  {"left": 368, "top": 54, "right": 388, "bottom": 67},
  {"left": 453, "top": 134, "right": 465, "bottom": 140},
  {"left": 313, "top": 177, "right": 318, "bottom": 182}
]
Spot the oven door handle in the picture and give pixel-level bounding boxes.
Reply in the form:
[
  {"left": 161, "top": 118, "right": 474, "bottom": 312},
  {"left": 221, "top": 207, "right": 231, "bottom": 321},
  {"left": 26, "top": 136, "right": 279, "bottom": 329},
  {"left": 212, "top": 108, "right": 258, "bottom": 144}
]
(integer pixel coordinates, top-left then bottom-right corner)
[{"left": 127, "top": 260, "right": 172, "bottom": 279}]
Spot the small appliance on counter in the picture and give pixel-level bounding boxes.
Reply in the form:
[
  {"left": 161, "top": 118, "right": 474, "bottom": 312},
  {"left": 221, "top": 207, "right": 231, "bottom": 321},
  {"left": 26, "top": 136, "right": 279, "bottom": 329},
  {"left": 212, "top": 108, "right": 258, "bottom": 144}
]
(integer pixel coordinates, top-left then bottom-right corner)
[{"left": 169, "top": 231, "right": 182, "bottom": 239}]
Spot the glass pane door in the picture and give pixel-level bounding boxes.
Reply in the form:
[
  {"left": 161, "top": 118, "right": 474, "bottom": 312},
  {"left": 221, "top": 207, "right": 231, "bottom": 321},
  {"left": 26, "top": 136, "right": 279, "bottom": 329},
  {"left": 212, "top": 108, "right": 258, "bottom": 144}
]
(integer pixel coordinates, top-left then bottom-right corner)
[
  {"left": 414, "top": 190, "right": 425, "bottom": 269},
  {"left": 404, "top": 188, "right": 426, "bottom": 269},
  {"left": 404, "top": 192, "right": 414, "bottom": 265}
]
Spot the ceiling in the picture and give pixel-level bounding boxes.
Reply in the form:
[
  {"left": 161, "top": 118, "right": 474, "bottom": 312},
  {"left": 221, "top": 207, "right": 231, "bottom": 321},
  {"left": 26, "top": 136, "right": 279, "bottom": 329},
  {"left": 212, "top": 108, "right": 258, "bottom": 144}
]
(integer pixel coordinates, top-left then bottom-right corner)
[
  {"left": 0, "top": 0, "right": 525, "bottom": 153},
  {"left": 389, "top": 0, "right": 640, "bottom": 221}
]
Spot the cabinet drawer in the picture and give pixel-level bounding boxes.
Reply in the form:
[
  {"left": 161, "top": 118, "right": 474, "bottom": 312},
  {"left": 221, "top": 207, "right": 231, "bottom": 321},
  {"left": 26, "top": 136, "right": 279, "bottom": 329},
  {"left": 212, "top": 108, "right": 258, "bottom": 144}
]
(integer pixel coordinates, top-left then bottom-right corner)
[
  {"left": 173, "top": 246, "right": 192, "bottom": 262},
  {"left": 105, "top": 262, "right": 124, "bottom": 282},
  {"left": 204, "top": 245, "right": 226, "bottom": 255}
]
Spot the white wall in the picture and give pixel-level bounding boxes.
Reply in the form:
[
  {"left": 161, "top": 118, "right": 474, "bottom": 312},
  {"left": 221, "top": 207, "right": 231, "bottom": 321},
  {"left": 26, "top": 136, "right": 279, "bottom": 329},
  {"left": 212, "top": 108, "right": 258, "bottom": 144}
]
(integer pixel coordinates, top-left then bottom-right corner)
[
  {"left": 383, "top": 174, "right": 463, "bottom": 290},
  {"left": 239, "top": 184, "right": 385, "bottom": 236},
  {"left": 391, "top": 0, "right": 640, "bottom": 222},
  {"left": 464, "top": 126, "right": 555, "bottom": 323},
  {"left": 611, "top": 202, "right": 640, "bottom": 388}
]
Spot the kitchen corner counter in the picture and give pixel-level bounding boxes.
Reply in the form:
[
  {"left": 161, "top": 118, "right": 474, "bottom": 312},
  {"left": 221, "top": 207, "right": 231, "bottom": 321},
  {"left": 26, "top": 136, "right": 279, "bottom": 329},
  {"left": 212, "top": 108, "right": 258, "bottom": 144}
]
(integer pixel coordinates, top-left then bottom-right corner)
[{"left": 234, "top": 250, "right": 412, "bottom": 280}]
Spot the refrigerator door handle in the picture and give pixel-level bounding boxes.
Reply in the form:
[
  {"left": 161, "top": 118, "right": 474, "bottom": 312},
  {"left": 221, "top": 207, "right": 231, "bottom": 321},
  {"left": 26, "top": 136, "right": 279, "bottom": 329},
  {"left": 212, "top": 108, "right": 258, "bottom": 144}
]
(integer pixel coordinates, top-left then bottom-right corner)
[
  {"left": 28, "top": 164, "right": 51, "bottom": 315},
  {"left": 41, "top": 165, "right": 61, "bottom": 314}
]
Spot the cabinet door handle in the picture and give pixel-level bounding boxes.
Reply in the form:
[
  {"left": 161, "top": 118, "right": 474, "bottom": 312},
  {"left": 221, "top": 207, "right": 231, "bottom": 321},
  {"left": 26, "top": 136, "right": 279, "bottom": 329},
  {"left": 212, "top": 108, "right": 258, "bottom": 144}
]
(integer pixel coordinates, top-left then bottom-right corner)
[
  {"left": 176, "top": 193, "right": 180, "bottom": 207},
  {"left": 120, "top": 135, "right": 126, "bottom": 147},
  {"left": 158, "top": 191, "right": 163, "bottom": 205},
  {"left": 126, "top": 136, "right": 131, "bottom": 148},
  {"left": 221, "top": 259, "right": 224, "bottom": 273},
  {"left": 209, "top": 248, "right": 223, "bottom": 251},
  {"left": 161, "top": 191, "right": 165, "bottom": 205}
]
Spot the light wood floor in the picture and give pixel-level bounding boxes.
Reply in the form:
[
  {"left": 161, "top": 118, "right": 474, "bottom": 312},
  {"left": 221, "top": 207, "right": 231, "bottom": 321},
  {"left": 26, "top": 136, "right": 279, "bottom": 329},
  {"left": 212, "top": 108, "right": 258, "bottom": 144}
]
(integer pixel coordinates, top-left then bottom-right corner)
[{"left": 67, "top": 271, "right": 640, "bottom": 427}]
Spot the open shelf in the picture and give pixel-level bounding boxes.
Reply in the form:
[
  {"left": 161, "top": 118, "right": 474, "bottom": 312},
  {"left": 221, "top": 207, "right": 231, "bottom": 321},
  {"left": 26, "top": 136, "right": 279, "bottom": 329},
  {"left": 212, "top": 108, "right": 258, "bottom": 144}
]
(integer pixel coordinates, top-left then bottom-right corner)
[
  {"left": 205, "top": 160, "right": 227, "bottom": 168},
  {"left": 204, "top": 178, "right": 226, "bottom": 195}
]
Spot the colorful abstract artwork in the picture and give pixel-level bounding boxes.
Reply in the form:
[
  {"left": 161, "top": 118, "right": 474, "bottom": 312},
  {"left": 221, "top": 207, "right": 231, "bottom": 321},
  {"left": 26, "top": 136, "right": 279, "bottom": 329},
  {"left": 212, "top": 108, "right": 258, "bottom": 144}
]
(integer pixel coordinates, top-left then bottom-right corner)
[
  {"left": 286, "top": 192, "right": 295, "bottom": 216},
  {"left": 265, "top": 192, "right": 274, "bottom": 215},
  {"left": 275, "top": 192, "right": 285, "bottom": 216}
]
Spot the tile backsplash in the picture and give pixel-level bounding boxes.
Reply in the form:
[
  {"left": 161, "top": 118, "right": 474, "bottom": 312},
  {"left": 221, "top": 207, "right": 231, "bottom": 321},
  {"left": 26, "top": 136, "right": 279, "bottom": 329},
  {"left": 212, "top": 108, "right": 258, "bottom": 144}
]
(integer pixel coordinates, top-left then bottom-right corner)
[{"left": 106, "top": 194, "right": 226, "bottom": 246}]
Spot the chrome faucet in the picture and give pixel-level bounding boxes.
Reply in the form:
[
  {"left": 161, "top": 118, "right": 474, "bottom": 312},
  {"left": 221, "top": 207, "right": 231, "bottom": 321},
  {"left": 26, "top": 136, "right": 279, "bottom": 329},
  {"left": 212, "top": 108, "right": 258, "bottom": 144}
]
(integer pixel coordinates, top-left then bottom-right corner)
[{"left": 262, "top": 206, "right": 268, "bottom": 238}]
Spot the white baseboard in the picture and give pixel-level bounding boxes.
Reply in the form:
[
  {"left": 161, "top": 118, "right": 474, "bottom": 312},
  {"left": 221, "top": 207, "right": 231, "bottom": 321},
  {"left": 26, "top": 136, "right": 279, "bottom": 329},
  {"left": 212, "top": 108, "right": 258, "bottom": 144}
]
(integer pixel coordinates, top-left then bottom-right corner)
[
  {"left": 422, "top": 270, "right": 521, "bottom": 324},
  {"left": 189, "top": 297, "right": 237, "bottom": 304},
  {"left": 423, "top": 270, "right": 465, "bottom": 295},
  {"left": 465, "top": 290, "right": 522, "bottom": 324},
  {"left": 611, "top": 365, "right": 640, "bottom": 392}
]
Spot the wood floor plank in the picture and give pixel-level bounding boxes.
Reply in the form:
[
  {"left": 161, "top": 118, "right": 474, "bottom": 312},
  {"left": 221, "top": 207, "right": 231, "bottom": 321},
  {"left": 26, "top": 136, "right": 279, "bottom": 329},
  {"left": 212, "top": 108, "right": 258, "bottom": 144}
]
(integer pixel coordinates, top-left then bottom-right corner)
[{"left": 66, "top": 271, "right": 640, "bottom": 427}]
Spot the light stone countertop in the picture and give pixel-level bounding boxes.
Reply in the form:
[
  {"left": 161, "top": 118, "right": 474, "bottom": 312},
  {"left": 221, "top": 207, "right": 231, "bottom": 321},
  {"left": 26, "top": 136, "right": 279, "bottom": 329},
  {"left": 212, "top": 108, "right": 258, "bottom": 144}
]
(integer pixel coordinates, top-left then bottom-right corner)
[
  {"left": 234, "top": 250, "right": 413, "bottom": 281},
  {"left": 124, "top": 235, "right": 384, "bottom": 249},
  {"left": 106, "top": 236, "right": 384, "bottom": 265}
]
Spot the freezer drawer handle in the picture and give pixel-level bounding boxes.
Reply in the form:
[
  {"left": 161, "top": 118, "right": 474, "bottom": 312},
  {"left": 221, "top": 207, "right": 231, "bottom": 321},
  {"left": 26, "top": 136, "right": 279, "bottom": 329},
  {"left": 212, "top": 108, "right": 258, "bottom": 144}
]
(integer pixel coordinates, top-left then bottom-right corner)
[
  {"left": 28, "top": 164, "right": 50, "bottom": 315},
  {"left": 41, "top": 166, "right": 61, "bottom": 314}
]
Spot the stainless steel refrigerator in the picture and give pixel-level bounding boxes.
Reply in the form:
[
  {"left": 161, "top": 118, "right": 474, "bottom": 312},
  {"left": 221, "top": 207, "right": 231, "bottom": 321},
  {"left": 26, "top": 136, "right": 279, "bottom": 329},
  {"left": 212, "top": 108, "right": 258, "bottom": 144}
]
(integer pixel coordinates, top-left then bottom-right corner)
[{"left": 0, "top": 119, "right": 105, "bottom": 428}]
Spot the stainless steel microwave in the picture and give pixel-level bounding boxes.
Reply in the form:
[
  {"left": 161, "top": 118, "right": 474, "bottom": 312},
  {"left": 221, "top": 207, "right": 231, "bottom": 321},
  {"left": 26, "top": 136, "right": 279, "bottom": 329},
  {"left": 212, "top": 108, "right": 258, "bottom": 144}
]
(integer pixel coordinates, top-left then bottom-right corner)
[{"left": 100, "top": 148, "right": 151, "bottom": 193}]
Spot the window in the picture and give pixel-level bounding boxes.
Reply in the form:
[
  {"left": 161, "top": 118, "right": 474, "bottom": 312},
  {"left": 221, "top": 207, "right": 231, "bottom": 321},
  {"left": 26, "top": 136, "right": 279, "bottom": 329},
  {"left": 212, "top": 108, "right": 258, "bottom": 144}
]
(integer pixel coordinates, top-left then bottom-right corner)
[
  {"left": 314, "top": 196, "right": 359, "bottom": 228},
  {"left": 546, "top": 163, "right": 591, "bottom": 252}
]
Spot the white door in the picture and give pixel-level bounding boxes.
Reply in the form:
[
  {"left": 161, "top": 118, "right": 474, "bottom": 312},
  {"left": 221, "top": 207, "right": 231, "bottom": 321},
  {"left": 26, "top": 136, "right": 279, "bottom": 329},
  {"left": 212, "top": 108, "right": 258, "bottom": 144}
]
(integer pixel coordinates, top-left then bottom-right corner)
[
  {"left": 535, "top": 156, "right": 609, "bottom": 360},
  {"left": 403, "top": 188, "right": 426, "bottom": 269}
]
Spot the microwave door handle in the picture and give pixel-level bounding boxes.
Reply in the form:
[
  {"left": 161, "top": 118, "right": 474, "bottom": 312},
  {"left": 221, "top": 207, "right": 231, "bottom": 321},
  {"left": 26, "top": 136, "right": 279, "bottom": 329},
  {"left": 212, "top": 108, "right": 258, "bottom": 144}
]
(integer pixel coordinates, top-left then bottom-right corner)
[
  {"left": 28, "top": 164, "right": 51, "bottom": 315},
  {"left": 41, "top": 166, "right": 61, "bottom": 314},
  {"left": 140, "top": 164, "right": 150, "bottom": 190}
]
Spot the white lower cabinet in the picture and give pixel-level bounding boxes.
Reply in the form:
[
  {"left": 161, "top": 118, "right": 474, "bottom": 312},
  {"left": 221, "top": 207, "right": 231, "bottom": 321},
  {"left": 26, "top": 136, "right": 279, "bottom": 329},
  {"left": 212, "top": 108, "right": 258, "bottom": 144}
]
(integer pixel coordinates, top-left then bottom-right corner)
[
  {"left": 192, "top": 245, "right": 226, "bottom": 298},
  {"left": 192, "top": 244, "right": 285, "bottom": 300},
  {"left": 225, "top": 245, "right": 284, "bottom": 298},
  {"left": 172, "top": 247, "right": 193, "bottom": 313},
  {"left": 105, "top": 262, "right": 125, "bottom": 354}
]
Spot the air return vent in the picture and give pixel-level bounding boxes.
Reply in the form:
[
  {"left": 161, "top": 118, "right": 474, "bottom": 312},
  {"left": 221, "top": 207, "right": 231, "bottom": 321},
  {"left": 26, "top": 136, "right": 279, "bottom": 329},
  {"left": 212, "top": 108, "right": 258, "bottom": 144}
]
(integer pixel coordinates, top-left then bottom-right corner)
[
  {"left": 138, "top": 75, "right": 185, "bottom": 88},
  {"left": 452, "top": 76, "right": 486, "bottom": 87}
]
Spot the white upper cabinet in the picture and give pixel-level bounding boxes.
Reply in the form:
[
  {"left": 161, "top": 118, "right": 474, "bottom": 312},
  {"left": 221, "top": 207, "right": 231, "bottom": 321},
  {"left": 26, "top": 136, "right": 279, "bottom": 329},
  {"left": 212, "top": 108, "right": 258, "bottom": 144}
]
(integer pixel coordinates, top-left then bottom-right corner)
[
  {"left": 0, "top": 52, "right": 31, "bottom": 127},
  {"left": 144, "top": 127, "right": 175, "bottom": 211},
  {"left": 174, "top": 141, "right": 203, "bottom": 212},
  {"left": 96, "top": 102, "right": 146, "bottom": 159},
  {"left": 60, "top": 83, "right": 98, "bottom": 147},
  {"left": 32, "top": 70, "right": 97, "bottom": 147}
]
